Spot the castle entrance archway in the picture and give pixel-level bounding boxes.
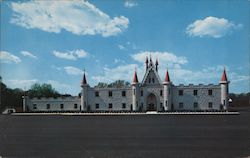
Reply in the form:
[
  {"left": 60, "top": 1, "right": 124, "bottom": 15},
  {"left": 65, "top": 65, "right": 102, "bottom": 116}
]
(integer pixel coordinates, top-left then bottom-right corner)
[{"left": 147, "top": 93, "right": 157, "bottom": 111}]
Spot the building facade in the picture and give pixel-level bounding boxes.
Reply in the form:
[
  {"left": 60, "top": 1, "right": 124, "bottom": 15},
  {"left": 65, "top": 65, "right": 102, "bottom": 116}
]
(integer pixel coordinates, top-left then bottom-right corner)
[{"left": 23, "top": 56, "right": 230, "bottom": 112}]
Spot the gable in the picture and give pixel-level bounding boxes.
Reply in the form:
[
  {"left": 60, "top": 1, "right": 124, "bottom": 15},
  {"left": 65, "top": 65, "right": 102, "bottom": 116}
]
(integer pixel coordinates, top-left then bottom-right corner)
[{"left": 141, "top": 67, "right": 162, "bottom": 85}]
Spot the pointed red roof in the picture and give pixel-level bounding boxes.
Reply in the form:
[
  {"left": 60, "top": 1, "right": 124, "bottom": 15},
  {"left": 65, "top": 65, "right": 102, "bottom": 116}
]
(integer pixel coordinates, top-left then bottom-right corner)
[
  {"left": 165, "top": 69, "right": 170, "bottom": 82},
  {"left": 81, "top": 72, "right": 87, "bottom": 85},
  {"left": 133, "top": 70, "right": 139, "bottom": 83},
  {"left": 221, "top": 68, "right": 228, "bottom": 82}
]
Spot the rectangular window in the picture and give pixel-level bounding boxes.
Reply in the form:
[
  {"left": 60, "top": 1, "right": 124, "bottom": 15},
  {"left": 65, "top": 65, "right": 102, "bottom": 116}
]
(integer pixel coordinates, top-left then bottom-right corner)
[
  {"left": 60, "top": 104, "right": 64, "bottom": 109},
  {"left": 133, "top": 89, "right": 135, "bottom": 95},
  {"left": 74, "top": 104, "right": 77, "bottom": 109},
  {"left": 179, "top": 102, "right": 184, "bottom": 109},
  {"left": 122, "top": 103, "right": 126, "bottom": 109},
  {"left": 95, "top": 91, "right": 99, "bottom": 97},
  {"left": 109, "top": 103, "right": 112, "bottom": 109},
  {"left": 95, "top": 103, "right": 99, "bottom": 109},
  {"left": 122, "top": 91, "right": 126, "bottom": 97},
  {"left": 208, "top": 89, "right": 213, "bottom": 95},
  {"left": 47, "top": 104, "right": 50, "bottom": 109},
  {"left": 33, "top": 104, "right": 37, "bottom": 109},
  {"left": 152, "top": 78, "right": 155, "bottom": 83},
  {"left": 193, "top": 102, "right": 198, "bottom": 109},
  {"left": 109, "top": 91, "right": 112, "bottom": 97},
  {"left": 179, "top": 90, "right": 183, "bottom": 96},
  {"left": 160, "top": 90, "right": 163, "bottom": 96},
  {"left": 141, "top": 90, "right": 143, "bottom": 96},
  {"left": 149, "top": 78, "right": 151, "bottom": 83},
  {"left": 208, "top": 102, "right": 213, "bottom": 108},
  {"left": 193, "top": 90, "right": 198, "bottom": 96}
]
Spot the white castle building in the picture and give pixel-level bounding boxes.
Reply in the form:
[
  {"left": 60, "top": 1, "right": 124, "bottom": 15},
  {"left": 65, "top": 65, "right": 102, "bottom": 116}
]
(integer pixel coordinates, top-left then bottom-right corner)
[{"left": 23, "top": 56, "right": 230, "bottom": 112}]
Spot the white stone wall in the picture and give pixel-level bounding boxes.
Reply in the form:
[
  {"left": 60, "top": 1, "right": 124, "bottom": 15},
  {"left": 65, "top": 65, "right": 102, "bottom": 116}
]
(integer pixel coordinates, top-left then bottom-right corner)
[
  {"left": 172, "top": 84, "right": 221, "bottom": 110},
  {"left": 26, "top": 97, "right": 80, "bottom": 112},
  {"left": 87, "top": 87, "right": 133, "bottom": 111},
  {"left": 25, "top": 84, "right": 222, "bottom": 112}
]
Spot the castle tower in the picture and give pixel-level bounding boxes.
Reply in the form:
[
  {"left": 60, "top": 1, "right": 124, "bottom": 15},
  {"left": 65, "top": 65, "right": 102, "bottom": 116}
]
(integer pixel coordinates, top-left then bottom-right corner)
[
  {"left": 81, "top": 70, "right": 88, "bottom": 112},
  {"left": 163, "top": 69, "right": 171, "bottom": 111},
  {"left": 132, "top": 69, "right": 139, "bottom": 111},
  {"left": 220, "top": 68, "right": 229, "bottom": 111}
]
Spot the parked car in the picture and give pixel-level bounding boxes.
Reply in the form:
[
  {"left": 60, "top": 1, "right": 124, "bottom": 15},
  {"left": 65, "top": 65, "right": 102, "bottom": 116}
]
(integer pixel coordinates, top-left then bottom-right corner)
[{"left": 2, "top": 108, "right": 16, "bottom": 114}]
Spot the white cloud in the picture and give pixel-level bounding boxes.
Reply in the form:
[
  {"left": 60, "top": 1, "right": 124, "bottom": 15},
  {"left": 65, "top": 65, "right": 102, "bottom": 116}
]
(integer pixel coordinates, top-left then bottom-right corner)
[
  {"left": 64, "top": 66, "right": 83, "bottom": 75},
  {"left": 8, "top": 79, "right": 38, "bottom": 89},
  {"left": 10, "top": 1, "right": 129, "bottom": 37},
  {"left": 0, "top": 51, "right": 21, "bottom": 63},
  {"left": 47, "top": 80, "right": 72, "bottom": 94},
  {"left": 230, "top": 73, "right": 250, "bottom": 84},
  {"left": 186, "top": 16, "right": 242, "bottom": 38},
  {"left": 124, "top": 0, "right": 138, "bottom": 8},
  {"left": 53, "top": 49, "right": 88, "bottom": 60},
  {"left": 118, "top": 44, "right": 126, "bottom": 50},
  {"left": 92, "top": 64, "right": 140, "bottom": 83},
  {"left": 20, "top": 51, "right": 37, "bottom": 59},
  {"left": 131, "top": 51, "right": 188, "bottom": 65}
]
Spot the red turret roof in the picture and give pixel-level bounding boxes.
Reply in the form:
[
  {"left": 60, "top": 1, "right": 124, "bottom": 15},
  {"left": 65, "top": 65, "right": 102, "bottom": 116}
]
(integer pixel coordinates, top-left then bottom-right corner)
[
  {"left": 81, "top": 72, "right": 87, "bottom": 85},
  {"left": 165, "top": 69, "right": 170, "bottom": 82},
  {"left": 221, "top": 68, "right": 228, "bottom": 82},
  {"left": 133, "top": 70, "right": 139, "bottom": 83}
]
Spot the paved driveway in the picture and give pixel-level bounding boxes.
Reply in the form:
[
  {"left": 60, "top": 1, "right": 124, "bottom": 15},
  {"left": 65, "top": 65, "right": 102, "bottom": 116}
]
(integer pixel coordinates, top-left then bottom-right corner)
[{"left": 0, "top": 110, "right": 249, "bottom": 157}]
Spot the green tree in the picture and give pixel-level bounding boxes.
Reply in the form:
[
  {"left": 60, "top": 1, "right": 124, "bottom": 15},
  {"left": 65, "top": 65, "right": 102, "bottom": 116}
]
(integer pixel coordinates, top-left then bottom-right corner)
[
  {"left": 0, "top": 81, "right": 24, "bottom": 110},
  {"left": 95, "top": 82, "right": 108, "bottom": 88},
  {"left": 28, "top": 83, "right": 60, "bottom": 98},
  {"left": 108, "top": 80, "right": 130, "bottom": 88},
  {"left": 95, "top": 80, "right": 131, "bottom": 88}
]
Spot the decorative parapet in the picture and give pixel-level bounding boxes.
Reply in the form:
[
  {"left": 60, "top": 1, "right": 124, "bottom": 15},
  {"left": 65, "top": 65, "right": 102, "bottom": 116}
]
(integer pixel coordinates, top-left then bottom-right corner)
[
  {"left": 28, "top": 96, "right": 80, "bottom": 100},
  {"left": 176, "top": 83, "right": 220, "bottom": 88}
]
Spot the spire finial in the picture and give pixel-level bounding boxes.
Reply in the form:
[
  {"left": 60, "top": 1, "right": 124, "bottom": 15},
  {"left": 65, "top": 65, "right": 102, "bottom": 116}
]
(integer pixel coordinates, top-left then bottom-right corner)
[
  {"left": 149, "top": 53, "right": 153, "bottom": 66},
  {"left": 81, "top": 68, "right": 87, "bottom": 86},
  {"left": 145, "top": 56, "right": 149, "bottom": 70},
  {"left": 155, "top": 57, "right": 159, "bottom": 71}
]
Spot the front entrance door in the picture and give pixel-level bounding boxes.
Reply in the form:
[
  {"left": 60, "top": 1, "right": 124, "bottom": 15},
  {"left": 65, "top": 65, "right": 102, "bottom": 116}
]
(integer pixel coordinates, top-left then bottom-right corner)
[{"left": 147, "top": 93, "right": 157, "bottom": 111}]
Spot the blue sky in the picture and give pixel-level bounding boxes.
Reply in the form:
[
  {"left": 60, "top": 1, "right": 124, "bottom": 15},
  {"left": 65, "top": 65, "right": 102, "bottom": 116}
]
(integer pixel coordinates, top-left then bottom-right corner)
[{"left": 0, "top": 0, "right": 249, "bottom": 95}]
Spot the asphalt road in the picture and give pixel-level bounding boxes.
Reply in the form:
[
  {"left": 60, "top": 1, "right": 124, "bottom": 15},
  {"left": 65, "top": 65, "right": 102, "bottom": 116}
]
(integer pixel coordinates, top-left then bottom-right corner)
[{"left": 0, "top": 110, "right": 249, "bottom": 158}]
